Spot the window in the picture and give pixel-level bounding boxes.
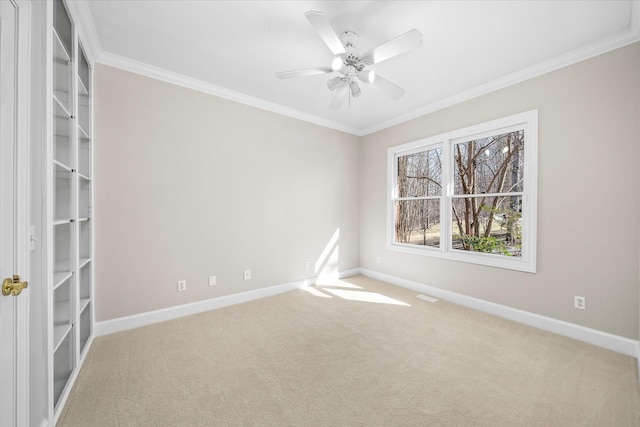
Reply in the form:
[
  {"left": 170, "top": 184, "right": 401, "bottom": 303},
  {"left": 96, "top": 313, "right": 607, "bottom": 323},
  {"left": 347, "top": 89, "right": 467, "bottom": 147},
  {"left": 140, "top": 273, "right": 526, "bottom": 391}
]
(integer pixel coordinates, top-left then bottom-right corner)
[{"left": 387, "top": 110, "right": 537, "bottom": 272}]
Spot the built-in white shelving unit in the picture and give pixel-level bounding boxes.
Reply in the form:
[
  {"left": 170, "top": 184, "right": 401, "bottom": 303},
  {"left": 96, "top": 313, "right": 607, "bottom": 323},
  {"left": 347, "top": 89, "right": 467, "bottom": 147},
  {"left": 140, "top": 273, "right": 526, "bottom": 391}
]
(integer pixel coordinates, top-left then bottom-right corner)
[{"left": 48, "top": 0, "right": 94, "bottom": 420}]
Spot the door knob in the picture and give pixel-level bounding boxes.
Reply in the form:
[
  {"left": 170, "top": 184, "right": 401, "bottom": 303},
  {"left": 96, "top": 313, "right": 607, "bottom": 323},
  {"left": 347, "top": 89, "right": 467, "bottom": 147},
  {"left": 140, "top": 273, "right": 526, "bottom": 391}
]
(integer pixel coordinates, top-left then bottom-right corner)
[{"left": 2, "top": 275, "right": 28, "bottom": 297}]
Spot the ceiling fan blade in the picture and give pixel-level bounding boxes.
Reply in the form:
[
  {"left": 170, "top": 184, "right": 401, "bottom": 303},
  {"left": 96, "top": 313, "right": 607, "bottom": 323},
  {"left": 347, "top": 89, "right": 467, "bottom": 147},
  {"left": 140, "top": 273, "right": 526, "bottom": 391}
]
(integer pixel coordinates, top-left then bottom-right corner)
[
  {"left": 361, "top": 29, "right": 423, "bottom": 65},
  {"left": 364, "top": 73, "right": 405, "bottom": 99},
  {"left": 330, "top": 82, "right": 349, "bottom": 109},
  {"left": 275, "top": 67, "right": 333, "bottom": 79},
  {"left": 305, "top": 11, "right": 346, "bottom": 56}
]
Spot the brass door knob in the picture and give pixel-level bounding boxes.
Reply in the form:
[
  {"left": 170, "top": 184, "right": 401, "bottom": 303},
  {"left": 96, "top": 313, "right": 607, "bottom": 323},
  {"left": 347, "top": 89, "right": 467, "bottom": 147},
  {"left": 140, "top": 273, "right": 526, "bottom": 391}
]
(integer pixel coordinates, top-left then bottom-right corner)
[{"left": 2, "top": 275, "right": 28, "bottom": 297}]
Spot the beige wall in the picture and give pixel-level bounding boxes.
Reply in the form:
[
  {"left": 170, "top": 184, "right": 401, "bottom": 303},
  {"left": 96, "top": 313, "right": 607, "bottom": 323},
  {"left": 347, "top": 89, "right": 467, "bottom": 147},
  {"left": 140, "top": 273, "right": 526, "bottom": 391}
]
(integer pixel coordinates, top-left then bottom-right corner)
[
  {"left": 360, "top": 42, "right": 640, "bottom": 339},
  {"left": 94, "top": 64, "right": 361, "bottom": 321},
  {"left": 95, "top": 43, "right": 640, "bottom": 340}
]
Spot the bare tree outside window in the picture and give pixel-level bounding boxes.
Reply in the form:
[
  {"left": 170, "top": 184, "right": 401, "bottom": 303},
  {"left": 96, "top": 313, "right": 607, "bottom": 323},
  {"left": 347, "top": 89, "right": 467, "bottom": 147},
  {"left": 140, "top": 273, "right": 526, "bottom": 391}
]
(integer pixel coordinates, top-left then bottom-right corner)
[
  {"left": 395, "top": 148, "right": 442, "bottom": 247},
  {"left": 388, "top": 110, "right": 537, "bottom": 272},
  {"left": 394, "top": 131, "right": 525, "bottom": 257},
  {"left": 452, "top": 130, "right": 525, "bottom": 257}
]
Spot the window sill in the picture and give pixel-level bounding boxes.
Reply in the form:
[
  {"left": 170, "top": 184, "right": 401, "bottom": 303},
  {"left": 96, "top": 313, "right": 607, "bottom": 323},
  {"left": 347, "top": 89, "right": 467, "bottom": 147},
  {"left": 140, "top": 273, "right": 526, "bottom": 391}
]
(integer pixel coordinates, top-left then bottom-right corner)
[{"left": 387, "top": 242, "right": 536, "bottom": 273}]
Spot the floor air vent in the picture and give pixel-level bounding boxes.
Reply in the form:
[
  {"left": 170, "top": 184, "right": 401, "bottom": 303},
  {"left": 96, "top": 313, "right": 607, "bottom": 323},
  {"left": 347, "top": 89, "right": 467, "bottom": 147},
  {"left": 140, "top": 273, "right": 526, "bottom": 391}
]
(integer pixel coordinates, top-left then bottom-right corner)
[{"left": 416, "top": 294, "right": 438, "bottom": 303}]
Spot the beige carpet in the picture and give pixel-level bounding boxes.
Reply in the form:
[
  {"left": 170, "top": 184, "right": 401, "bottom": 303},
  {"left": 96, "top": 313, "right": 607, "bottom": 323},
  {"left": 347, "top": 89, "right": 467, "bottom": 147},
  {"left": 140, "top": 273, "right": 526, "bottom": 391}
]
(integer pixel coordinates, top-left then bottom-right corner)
[{"left": 58, "top": 275, "right": 640, "bottom": 426}]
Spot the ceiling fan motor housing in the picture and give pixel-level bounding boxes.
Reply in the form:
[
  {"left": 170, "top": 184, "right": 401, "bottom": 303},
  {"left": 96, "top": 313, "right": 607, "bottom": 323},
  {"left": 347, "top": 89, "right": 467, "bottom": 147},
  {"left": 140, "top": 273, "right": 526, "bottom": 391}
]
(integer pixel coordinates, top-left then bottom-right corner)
[
  {"left": 340, "top": 31, "right": 358, "bottom": 48},
  {"left": 343, "top": 54, "right": 365, "bottom": 73}
]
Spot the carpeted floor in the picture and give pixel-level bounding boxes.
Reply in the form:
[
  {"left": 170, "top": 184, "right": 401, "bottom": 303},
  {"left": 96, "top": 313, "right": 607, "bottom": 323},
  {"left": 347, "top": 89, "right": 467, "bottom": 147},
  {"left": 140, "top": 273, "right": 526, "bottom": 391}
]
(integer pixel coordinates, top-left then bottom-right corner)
[{"left": 57, "top": 275, "right": 640, "bottom": 426}]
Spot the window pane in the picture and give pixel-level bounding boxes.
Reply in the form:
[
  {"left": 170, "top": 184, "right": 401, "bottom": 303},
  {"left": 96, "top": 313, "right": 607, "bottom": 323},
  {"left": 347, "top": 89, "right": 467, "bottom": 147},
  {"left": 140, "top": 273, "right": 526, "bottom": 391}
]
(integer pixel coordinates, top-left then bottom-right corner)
[
  {"left": 454, "top": 130, "right": 524, "bottom": 195},
  {"left": 397, "top": 148, "right": 442, "bottom": 197},
  {"left": 451, "top": 196, "right": 522, "bottom": 257},
  {"left": 395, "top": 199, "right": 440, "bottom": 247}
]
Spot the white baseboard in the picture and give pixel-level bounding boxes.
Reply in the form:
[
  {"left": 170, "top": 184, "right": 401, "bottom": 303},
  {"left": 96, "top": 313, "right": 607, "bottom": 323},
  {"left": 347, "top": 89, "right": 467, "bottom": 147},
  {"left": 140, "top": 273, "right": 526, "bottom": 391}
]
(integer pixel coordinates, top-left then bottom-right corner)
[
  {"left": 95, "top": 268, "right": 359, "bottom": 337},
  {"left": 359, "top": 268, "right": 639, "bottom": 358},
  {"left": 95, "top": 267, "right": 639, "bottom": 362},
  {"left": 96, "top": 280, "right": 306, "bottom": 336}
]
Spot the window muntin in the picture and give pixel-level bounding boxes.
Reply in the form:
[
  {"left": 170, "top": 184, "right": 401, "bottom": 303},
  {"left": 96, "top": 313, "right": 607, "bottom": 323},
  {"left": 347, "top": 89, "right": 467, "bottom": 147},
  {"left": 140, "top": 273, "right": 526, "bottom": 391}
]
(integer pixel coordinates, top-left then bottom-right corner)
[{"left": 388, "top": 110, "right": 537, "bottom": 272}]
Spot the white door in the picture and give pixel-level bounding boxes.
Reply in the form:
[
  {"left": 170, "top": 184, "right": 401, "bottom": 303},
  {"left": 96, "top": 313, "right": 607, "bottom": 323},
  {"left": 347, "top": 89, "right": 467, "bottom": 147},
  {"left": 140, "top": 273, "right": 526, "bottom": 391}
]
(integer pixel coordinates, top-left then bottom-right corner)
[{"left": 0, "top": 1, "right": 28, "bottom": 426}]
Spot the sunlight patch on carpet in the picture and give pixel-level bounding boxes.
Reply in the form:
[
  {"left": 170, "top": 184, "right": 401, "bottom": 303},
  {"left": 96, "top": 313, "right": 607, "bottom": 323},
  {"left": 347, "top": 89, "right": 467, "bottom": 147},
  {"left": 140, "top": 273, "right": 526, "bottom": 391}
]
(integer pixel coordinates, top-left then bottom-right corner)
[
  {"left": 302, "top": 286, "right": 333, "bottom": 298},
  {"left": 322, "top": 288, "right": 411, "bottom": 306}
]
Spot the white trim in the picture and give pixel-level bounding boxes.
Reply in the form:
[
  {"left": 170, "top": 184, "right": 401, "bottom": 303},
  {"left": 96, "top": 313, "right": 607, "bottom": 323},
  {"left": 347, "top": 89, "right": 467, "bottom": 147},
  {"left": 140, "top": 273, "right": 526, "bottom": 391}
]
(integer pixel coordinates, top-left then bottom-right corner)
[
  {"left": 14, "top": 1, "right": 31, "bottom": 425},
  {"left": 637, "top": 341, "right": 640, "bottom": 382},
  {"left": 95, "top": 52, "right": 362, "bottom": 136},
  {"left": 62, "top": 0, "right": 101, "bottom": 64},
  {"left": 52, "top": 333, "right": 94, "bottom": 424},
  {"left": 44, "top": 0, "right": 54, "bottom": 422},
  {"left": 96, "top": 268, "right": 361, "bottom": 337},
  {"left": 99, "top": 279, "right": 293, "bottom": 336},
  {"left": 359, "top": 268, "right": 639, "bottom": 358},
  {"left": 361, "top": 25, "right": 640, "bottom": 135}
]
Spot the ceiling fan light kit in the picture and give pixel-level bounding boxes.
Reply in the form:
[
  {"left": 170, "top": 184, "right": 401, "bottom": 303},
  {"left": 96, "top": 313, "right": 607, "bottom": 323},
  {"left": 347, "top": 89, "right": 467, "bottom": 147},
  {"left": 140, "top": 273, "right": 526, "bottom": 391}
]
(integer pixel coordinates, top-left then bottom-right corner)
[{"left": 276, "top": 10, "right": 423, "bottom": 109}]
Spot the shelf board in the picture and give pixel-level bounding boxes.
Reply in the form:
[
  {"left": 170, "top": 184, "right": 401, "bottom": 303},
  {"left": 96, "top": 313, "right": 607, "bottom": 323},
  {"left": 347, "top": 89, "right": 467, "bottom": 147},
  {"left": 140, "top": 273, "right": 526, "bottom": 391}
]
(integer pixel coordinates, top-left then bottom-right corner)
[
  {"left": 53, "top": 159, "right": 72, "bottom": 173},
  {"left": 54, "top": 93, "right": 71, "bottom": 116},
  {"left": 78, "top": 172, "right": 91, "bottom": 181},
  {"left": 53, "top": 271, "right": 73, "bottom": 290},
  {"left": 53, "top": 28, "right": 71, "bottom": 62},
  {"left": 80, "top": 298, "right": 91, "bottom": 314},
  {"left": 78, "top": 124, "right": 90, "bottom": 139},
  {"left": 53, "top": 218, "right": 71, "bottom": 226},
  {"left": 53, "top": 324, "right": 72, "bottom": 353},
  {"left": 79, "top": 258, "right": 91, "bottom": 269},
  {"left": 53, "top": 94, "right": 71, "bottom": 118},
  {"left": 77, "top": 76, "right": 89, "bottom": 96},
  {"left": 79, "top": 260, "right": 91, "bottom": 271}
]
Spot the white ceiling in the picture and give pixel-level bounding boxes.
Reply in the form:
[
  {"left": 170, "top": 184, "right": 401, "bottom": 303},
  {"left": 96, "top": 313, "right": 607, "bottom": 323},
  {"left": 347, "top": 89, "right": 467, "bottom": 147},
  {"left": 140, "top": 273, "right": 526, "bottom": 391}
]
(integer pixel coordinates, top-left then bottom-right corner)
[{"left": 81, "top": 1, "right": 639, "bottom": 135}]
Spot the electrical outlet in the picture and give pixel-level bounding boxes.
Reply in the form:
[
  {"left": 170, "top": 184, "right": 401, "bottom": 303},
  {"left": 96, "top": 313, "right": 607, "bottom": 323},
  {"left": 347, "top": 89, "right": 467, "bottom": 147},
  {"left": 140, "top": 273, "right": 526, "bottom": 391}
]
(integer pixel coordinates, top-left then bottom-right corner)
[
  {"left": 208, "top": 275, "right": 216, "bottom": 286},
  {"left": 574, "top": 296, "right": 586, "bottom": 310},
  {"left": 177, "top": 280, "right": 186, "bottom": 292},
  {"left": 304, "top": 260, "right": 310, "bottom": 270},
  {"left": 244, "top": 269, "right": 251, "bottom": 280},
  {"left": 376, "top": 256, "right": 381, "bottom": 264}
]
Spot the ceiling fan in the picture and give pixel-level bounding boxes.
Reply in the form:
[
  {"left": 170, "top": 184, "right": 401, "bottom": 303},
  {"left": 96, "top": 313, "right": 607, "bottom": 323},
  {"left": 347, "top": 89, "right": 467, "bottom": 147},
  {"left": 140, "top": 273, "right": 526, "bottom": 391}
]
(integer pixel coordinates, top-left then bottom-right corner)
[{"left": 276, "top": 11, "right": 423, "bottom": 109}]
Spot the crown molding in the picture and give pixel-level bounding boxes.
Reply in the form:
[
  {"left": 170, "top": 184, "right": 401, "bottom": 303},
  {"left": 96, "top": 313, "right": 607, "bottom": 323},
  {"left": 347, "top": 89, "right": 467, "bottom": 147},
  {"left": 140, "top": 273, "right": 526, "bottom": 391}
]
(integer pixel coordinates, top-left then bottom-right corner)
[
  {"left": 88, "top": 1, "right": 639, "bottom": 137},
  {"left": 95, "top": 52, "right": 362, "bottom": 136},
  {"left": 63, "top": 0, "right": 102, "bottom": 64},
  {"left": 361, "top": 24, "right": 640, "bottom": 136}
]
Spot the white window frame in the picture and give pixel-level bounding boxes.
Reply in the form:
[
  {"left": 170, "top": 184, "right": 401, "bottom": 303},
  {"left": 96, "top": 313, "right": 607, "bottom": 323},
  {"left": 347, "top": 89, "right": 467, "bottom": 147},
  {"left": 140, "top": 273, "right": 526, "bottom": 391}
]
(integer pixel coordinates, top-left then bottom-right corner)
[{"left": 387, "top": 110, "right": 538, "bottom": 273}]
